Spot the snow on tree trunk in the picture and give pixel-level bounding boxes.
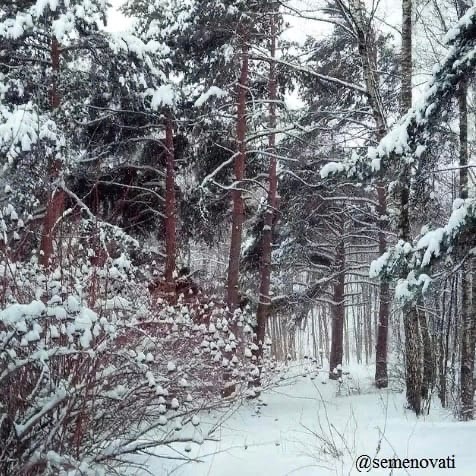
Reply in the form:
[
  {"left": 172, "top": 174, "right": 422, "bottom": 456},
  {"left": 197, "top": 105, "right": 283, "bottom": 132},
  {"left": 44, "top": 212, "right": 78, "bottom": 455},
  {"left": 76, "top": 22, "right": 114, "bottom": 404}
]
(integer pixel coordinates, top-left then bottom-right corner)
[
  {"left": 226, "top": 38, "right": 249, "bottom": 312},
  {"left": 40, "top": 36, "right": 65, "bottom": 268}
]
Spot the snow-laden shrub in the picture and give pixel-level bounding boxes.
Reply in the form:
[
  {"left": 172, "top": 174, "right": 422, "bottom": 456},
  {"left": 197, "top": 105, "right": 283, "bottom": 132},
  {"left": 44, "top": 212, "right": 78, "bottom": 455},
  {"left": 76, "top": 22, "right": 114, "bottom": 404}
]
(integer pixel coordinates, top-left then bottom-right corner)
[
  {"left": 0, "top": 296, "right": 259, "bottom": 474},
  {"left": 0, "top": 212, "right": 264, "bottom": 475}
]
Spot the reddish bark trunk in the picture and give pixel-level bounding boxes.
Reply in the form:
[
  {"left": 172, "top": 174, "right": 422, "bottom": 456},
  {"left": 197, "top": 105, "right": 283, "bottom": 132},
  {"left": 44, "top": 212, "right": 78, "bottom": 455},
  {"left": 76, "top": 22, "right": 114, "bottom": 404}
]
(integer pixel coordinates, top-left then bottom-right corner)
[
  {"left": 164, "top": 115, "right": 177, "bottom": 287},
  {"left": 40, "top": 36, "right": 65, "bottom": 267},
  {"left": 255, "top": 12, "right": 278, "bottom": 359},
  {"left": 226, "top": 39, "right": 249, "bottom": 312},
  {"left": 339, "top": 0, "right": 391, "bottom": 388}
]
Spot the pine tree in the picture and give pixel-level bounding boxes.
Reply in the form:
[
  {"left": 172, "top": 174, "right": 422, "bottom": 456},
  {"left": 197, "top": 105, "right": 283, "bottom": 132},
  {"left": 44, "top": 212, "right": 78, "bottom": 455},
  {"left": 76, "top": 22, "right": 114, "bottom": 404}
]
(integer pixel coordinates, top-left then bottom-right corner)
[
  {"left": 1, "top": 0, "right": 169, "bottom": 264},
  {"left": 255, "top": 2, "right": 279, "bottom": 367}
]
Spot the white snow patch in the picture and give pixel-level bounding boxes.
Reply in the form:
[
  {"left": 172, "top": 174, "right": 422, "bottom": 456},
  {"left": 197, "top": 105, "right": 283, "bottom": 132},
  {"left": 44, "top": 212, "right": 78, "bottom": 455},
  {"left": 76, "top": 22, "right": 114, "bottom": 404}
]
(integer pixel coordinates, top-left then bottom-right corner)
[
  {"left": 194, "top": 86, "right": 228, "bottom": 107},
  {"left": 320, "top": 162, "right": 345, "bottom": 179},
  {"left": 149, "top": 84, "right": 175, "bottom": 109}
]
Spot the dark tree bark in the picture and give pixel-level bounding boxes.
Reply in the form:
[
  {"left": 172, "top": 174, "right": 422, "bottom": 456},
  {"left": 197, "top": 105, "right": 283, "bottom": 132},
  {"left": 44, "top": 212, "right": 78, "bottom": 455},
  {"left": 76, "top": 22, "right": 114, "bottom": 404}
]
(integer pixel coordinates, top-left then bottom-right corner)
[
  {"left": 398, "top": 0, "right": 424, "bottom": 415},
  {"left": 340, "top": 0, "right": 391, "bottom": 388},
  {"left": 40, "top": 36, "right": 65, "bottom": 267},
  {"left": 226, "top": 37, "right": 249, "bottom": 312},
  {"left": 375, "top": 254, "right": 390, "bottom": 386},
  {"left": 457, "top": 77, "right": 475, "bottom": 420},
  {"left": 164, "top": 115, "right": 177, "bottom": 287},
  {"left": 458, "top": 79, "right": 468, "bottom": 202},
  {"left": 49, "top": 37, "right": 60, "bottom": 109},
  {"left": 460, "top": 262, "right": 474, "bottom": 420},
  {"left": 418, "top": 304, "right": 434, "bottom": 402},
  {"left": 329, "top": 238, "right": 345, "bottom": 380},
  {"left": 358, "top": 22, "right": 390, "bottom": 389},
  {"left": 255, "top": 10, "right": 278, "bottom": 360},
  {"left": 437, "top": 279, "right": 448, "bottom": 407},
  {"left": 375, "top": 186, "right": 390, "bottom": 388}
]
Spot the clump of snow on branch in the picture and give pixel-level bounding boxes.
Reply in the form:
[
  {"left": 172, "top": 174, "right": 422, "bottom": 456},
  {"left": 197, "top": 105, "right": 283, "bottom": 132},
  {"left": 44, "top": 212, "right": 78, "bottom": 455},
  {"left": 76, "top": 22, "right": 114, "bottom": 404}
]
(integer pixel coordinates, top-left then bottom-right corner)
[
  {"left": 148, "top": 84, "right": 176, "bottom": 109},
  {"left": 0, "top": 104, "right": 59, "bottom": 166},
  {"left": 369, "top": 198, "right": 476, "bottom": 302},
  {"left": 194, "top": 86, "right": 228, "bottom": 107},
  {"left": 416, "top": 198, "right": 475, "bottom": 266}
]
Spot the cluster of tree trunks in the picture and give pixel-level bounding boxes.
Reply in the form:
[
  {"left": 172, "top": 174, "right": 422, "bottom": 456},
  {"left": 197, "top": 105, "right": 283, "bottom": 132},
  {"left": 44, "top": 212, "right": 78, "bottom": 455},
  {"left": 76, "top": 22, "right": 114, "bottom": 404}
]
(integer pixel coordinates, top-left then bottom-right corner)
[{"left": 36, "top": 1, "right": 476, "bottom": 419}]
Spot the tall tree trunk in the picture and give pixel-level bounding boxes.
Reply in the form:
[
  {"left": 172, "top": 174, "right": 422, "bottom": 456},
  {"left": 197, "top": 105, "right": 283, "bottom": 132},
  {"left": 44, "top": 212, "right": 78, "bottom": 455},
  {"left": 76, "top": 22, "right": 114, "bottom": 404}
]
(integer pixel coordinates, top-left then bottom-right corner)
[
  {"left": 40, "top": 36, "right": 65, "bottom": 267},
  {"left": 344, "top": 0, "right": 391, "bottom": 388},
  {"left": 403, "top": 303, "right": 422, "bottom": 414},
  {"left": 418, "top": 304, "right": 433, "bottom": 403},
  {"left": 311, "top": 309, "right": 318, "bottom": 359},
  {"left": 376, "top": 161, "right": 390, "bottom": 388},
  {"left": 458, "top": 77, "right": 475, "bottom": 420},
  {"left": 344, "top": 312, "right": 350, "bottom": 364},
  {"left": 460, "top": 258, "right": 474, "bottom": 420},
  {"left": 323, "top": 308, "right": 330, "bottom": 358},
  {"left": 164, "top": 115, "right": 177, "bottom": 287},
  {"left": 451, "top": 277, "right": 459, "bottom": 396},
  {"left": 400, "top": 0, "right": 423, "bottom": 415},
  {"left": 329, "top": 239, "right": 345, "bottom": 379},
  {"left": 375, "top": 223, "right": 390, "bottom": 386},
  {"left": 226, "top": 38, "right": 249, "bottom": 312},
  {"left": 355, "top": 293, "right": 362, "bottom": 364},
  {"left": 438, "top": 280, "right": 448, "bottom": 407},
  {"left": 49, "top": 37, "right": 60, "bottom": 110},
  {"left": 255, "top": 10, "right": 278, "bottom": 359}
]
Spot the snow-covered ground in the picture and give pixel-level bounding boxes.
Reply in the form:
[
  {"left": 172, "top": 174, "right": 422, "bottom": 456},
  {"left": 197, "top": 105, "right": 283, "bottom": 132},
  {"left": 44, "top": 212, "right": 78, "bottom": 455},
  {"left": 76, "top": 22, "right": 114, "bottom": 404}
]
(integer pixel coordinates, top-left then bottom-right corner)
[{"left": 131, "top": 363, "right": 476, "bottom": 476}]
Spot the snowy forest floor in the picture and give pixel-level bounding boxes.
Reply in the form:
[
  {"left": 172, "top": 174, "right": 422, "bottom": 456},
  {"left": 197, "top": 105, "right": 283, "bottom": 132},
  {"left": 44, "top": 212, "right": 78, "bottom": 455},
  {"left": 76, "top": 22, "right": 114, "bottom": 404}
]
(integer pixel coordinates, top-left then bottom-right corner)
[{"left": 130, "top": 363, "right": 475, "bottom": 476}]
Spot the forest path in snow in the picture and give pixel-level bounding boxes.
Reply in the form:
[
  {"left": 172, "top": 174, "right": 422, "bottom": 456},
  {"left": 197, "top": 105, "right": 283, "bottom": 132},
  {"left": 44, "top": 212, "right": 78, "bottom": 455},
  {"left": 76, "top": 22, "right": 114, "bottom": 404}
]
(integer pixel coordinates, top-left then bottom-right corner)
[{"left": 133, "top": 363, "right": 476, "bottom": 476}]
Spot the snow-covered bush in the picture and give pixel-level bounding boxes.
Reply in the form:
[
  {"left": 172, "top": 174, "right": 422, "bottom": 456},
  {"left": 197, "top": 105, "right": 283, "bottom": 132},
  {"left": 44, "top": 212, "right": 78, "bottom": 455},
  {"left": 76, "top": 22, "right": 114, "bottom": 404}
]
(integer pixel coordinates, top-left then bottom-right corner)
[{"left": 0, "top": 213, "right": 264, "bottom": 475}]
